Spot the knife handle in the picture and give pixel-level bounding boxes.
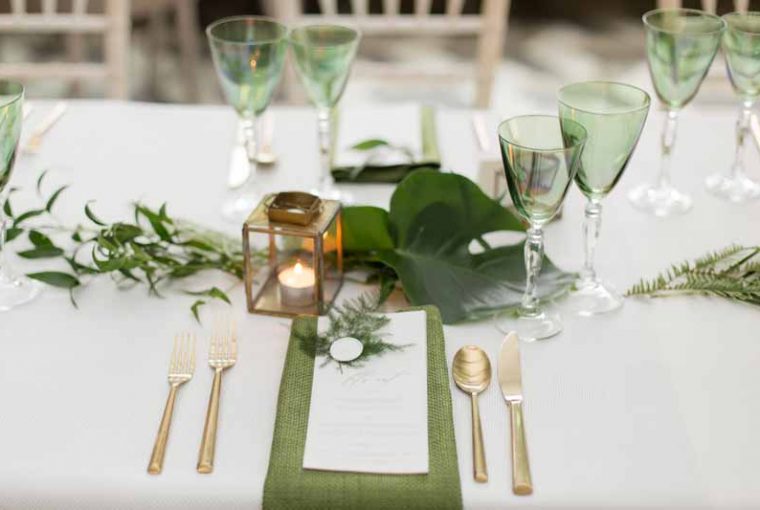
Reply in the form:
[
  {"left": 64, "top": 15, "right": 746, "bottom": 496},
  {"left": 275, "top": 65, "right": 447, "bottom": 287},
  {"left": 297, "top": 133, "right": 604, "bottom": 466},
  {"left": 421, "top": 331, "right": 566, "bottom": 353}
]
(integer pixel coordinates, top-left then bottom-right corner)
[{"left": 510, "top": 401, "right": 533, "bottom": 495}]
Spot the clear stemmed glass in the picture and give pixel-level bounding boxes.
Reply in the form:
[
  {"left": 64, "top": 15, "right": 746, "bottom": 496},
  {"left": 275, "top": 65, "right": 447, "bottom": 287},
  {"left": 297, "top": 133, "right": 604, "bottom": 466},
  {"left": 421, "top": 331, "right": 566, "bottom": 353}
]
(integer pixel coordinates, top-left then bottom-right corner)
[
  {"left": 207, "top": 16, "right": 288, "bottom": 222},
  {"left": 290, "top": 24, "right": 360, "bottom": 202},
  {"left": 496, "top": 115, "right": 587, "bottom": 340},
  {"left": 629, "top": 8, "right": 725, "bottom": 217},
  {"left": 705, "top": 12, "right": 760, "bottom": 202},
  {"left": 0, "top": 81, "right": 41, "bottom": 311},
  {"left": 558, "top": 81, "right": 651, "bottom": 316}
]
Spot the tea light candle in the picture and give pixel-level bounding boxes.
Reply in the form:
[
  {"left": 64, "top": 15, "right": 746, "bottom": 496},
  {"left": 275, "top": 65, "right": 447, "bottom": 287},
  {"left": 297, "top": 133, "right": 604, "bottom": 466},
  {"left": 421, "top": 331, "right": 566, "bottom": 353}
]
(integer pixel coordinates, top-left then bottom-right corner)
[{"left": 278, "top": 261, "right": 316, "bottom": 307}]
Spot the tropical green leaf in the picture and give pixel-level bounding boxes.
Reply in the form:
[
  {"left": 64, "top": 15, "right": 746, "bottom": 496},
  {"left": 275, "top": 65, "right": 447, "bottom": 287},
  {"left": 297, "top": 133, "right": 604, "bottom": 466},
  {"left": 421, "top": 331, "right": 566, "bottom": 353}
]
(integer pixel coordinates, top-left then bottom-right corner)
[{"left": 343, "top": 171, "right": 574, "bottom": 323}]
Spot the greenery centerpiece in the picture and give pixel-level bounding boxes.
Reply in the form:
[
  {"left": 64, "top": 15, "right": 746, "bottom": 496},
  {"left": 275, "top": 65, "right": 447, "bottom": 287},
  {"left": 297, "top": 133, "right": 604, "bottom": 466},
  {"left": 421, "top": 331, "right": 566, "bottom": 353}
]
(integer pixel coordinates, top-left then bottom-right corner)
[{"left": 3, "top": 170, "right": 574, "bottom": 323}]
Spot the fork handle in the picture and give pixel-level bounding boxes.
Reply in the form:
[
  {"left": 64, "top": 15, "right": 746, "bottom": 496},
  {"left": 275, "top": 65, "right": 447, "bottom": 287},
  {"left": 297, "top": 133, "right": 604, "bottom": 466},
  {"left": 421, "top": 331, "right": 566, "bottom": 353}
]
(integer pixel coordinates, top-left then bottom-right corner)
[
  {"left": 197, "top": 368, "right": 223, "bottom": 474},
  {"left": 510, "top": 401, "right": 533, "bottom": 495},
  {"left": 148, "top": 384, "right": 179, "bottom": 475}
]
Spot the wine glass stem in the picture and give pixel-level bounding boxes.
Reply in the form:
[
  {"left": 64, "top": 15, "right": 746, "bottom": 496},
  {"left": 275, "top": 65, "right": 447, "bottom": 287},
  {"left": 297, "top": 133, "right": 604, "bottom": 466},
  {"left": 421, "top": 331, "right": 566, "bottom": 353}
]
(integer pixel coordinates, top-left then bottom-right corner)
[
  {"left": 240, "top": 115, "right": 259, "bottom": 191},
  {"left": 580, "top": 200, "right": 602, "bottom": 286},
  {"left": 656, "top": 108, "right": 679, "bottom": 191},
  {"left": 731, "top": 100, "right": 754, "bottom": 181},
  {"left": 241, "top": 116, "right": 258, "bottom": 163},
  {"left": 317, "top": 106, "right": 333, "bottom": 190},
  {"left": 521, "top": 226, "right": 544, "bottom": 316}
]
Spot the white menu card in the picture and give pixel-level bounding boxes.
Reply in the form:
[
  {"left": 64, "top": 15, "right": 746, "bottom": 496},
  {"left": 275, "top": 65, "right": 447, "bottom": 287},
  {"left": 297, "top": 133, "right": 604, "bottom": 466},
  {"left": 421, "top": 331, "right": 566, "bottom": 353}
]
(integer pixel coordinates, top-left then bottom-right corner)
[{"left": 302, "top": 310, "right": 429, "bottom": 474}]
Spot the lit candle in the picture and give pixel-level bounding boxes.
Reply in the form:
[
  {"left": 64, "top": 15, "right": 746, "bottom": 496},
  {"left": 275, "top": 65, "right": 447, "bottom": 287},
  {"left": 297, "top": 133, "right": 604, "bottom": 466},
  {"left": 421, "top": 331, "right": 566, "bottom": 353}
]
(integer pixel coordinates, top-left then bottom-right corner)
[{"left": 278, "top": 261, "right": 316, "bottom": 307}]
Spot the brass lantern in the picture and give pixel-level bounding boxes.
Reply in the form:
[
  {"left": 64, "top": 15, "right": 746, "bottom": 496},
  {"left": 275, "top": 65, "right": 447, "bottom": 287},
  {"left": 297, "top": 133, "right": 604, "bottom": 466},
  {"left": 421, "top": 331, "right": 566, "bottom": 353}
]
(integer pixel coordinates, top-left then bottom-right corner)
[{"left": 243, "top": 192, "right": 343, "bottom": 317}]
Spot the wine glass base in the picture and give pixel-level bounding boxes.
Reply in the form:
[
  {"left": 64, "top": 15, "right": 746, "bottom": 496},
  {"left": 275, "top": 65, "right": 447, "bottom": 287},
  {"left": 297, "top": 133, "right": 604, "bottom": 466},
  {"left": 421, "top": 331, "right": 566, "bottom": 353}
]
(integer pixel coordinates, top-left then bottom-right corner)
[
  {"left": 495, "top": 308, "right": 562, "bottom": 341},
  {"left": 221, "top": 192, "right": 262, "bottom": 223},
  {"left": 0, "top": 272, "right": 41, "bottom": 311},
  {"left": 563, "top": 279, "right": 623, "bottom": 317},
  {"left": 628, "top": 184, "right": 692, "bottom": 217},
  {"left": 705, "top": 173, "right": 760, "bottom": 203}
]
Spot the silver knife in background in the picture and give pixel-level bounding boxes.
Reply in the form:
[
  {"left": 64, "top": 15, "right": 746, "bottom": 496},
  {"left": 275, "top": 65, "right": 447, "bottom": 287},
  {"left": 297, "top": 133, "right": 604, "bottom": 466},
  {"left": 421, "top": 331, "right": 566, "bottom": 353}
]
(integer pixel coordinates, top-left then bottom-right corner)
[
  {"left": 498, "top": 332, "right": 533, "bottom": 496},
  {"left": 23, "top": 101, "right": 67, "bottom": 155},
  {"left": 750, "top": 113, "right": 760, "bottom": 155},
  {"left": 227, "top": 112, "right": 277, "bottom": 189}
]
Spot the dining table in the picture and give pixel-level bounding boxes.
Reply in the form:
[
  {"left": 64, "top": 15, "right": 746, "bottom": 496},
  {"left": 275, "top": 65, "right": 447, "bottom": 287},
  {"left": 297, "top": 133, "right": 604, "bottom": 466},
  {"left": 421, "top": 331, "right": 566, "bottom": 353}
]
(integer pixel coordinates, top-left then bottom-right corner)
[{"left": 2, "top": 98, "right": 759, "bottom": 510}]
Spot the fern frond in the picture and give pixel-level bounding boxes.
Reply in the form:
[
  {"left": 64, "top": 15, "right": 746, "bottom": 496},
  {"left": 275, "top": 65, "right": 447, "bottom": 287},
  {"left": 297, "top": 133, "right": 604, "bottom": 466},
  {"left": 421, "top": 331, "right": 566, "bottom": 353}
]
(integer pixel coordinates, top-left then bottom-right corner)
[{"left": 625, "top": 245, "right": 760, "bottom": 307}]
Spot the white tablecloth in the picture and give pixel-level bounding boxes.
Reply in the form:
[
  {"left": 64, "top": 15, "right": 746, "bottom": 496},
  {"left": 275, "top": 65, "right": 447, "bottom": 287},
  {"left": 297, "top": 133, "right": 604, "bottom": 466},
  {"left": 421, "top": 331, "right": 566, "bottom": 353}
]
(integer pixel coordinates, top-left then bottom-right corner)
[{"left": 2, "top": 101, "right": 759, "bottom": 510}]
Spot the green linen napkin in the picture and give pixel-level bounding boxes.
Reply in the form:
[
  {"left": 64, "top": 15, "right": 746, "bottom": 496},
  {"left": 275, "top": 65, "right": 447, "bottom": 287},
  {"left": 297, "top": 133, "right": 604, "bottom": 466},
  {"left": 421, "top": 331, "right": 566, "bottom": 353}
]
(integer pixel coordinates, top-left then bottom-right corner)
[
  {"left": 262, "top": 306, "right": 462, "bottom": 510},
  {"left": 331, "top": 106, "right": 441, "bottom": 183}
]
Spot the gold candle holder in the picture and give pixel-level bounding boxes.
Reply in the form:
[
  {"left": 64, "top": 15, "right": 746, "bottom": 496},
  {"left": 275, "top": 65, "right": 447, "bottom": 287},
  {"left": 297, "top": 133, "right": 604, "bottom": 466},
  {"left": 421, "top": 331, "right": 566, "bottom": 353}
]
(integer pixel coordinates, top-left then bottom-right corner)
[{"left": 243, "top": 192, "right": 343, "bottom": 317}]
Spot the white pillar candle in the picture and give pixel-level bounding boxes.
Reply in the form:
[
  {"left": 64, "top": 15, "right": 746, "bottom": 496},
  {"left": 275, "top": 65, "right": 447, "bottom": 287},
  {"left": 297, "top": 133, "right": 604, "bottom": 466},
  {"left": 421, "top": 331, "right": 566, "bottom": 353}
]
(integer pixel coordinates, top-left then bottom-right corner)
[{"left": 278, "top": 261, "right": 316, "bottom": 307}]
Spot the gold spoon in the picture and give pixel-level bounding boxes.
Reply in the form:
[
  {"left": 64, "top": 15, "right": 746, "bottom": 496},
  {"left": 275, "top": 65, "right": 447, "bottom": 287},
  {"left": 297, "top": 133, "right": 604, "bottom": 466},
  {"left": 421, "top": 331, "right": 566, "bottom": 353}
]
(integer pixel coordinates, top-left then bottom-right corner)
[{"left": 453, "top": 345, "right": 491, "bottom": 483}]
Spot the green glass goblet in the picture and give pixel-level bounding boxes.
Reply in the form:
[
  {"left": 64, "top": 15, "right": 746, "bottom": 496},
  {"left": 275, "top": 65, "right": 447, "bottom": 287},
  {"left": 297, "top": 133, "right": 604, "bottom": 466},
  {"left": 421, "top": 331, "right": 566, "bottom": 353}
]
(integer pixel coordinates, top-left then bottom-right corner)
[
  {"left": 629, "top": 8, "right": 725, "bottom": 217},
  {"left": 207, "top": 16, "right": 288, "bottom": 222},
  {"left": 705, "top": 12, "right": 760, "bottom": 202},
  {"left": 290, "top": 24, "right": 360, "bottom": 202},
  {"left": 496, "top": 115, "right": 587, "bottom": 341},
  {"left": 0, "top": 81, "right": 41, "bottom": 311},
  {"left": 558, "top": 81, "right": 651, "bottom": 316}
]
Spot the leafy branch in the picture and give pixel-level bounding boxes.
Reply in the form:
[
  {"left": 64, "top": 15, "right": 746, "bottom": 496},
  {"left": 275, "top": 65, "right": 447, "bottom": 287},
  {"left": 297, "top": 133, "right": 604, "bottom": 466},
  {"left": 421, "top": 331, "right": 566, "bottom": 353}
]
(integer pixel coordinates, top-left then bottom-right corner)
[
  {"left": 297, "top": 293, "right": 408, "bottom": 371},
  {"left": 626, "top": 245, "right": 760, "bottom": 306},
  {"left": 3, "top": 172, "right": 266, "bottom": 320}
]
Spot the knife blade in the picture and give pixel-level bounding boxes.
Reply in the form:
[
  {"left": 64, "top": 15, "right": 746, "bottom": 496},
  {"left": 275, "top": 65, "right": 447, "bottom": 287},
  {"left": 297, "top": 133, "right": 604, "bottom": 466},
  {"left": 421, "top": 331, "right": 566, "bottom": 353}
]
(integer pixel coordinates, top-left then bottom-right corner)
[{"left": 498, "top": 332, "right": 533, "bottom": 496}]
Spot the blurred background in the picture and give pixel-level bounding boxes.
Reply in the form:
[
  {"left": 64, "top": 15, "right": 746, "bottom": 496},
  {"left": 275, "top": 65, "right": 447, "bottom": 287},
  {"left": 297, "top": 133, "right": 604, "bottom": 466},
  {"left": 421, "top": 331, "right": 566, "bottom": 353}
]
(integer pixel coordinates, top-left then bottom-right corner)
[{"left": 0, "top": 0, "right": 749, "bottom": 111}]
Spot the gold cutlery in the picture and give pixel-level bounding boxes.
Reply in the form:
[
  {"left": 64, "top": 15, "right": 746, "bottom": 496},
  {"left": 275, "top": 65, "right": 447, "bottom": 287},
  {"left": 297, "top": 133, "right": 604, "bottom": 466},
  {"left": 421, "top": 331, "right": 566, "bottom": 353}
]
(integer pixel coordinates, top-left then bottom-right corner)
[
  {"left": 148, "top": 333, "right": 196, "bottom": 475},
  {"left": 23, "top": 102, "right": 67, "bottom": 155},
  {"left": 197, "top": 317, "right": 238, "bottom": 473},
  {"left": 453, "top": 345, "right": 491, "bottom": 483},
  {"left": 498, "top": 332, "right": 533, "bottom": 495}
]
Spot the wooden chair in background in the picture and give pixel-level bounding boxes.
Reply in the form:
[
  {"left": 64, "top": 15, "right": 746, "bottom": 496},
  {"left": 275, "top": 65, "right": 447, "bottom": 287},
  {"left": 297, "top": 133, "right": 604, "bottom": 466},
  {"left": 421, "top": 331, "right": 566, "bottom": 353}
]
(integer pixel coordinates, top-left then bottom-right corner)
[
  {"left": 131, "top": 0, "right": 201, "bottom": 102},
  {"left": 0, "top": 0, "right": 130, "bottom": 99},
  {"left": 266, "top": 0, "right": 511, "bottom": 108},
  {"left": 656, "top": 0, "right": 750, "bottom": 12}
]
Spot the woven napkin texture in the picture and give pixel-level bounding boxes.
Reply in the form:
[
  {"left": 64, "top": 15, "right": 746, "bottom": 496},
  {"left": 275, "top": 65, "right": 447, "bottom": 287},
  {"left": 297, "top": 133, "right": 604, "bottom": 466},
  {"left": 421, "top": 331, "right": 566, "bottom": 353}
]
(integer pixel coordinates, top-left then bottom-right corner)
[{"left": 262, "top": 306, "right": 462, "bottom": 510}]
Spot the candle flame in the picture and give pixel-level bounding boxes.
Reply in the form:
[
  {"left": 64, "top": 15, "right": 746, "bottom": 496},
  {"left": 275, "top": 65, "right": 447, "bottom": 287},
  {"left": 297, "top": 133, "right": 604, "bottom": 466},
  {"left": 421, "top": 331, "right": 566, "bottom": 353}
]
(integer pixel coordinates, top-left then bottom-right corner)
[{"left": 294, "top": 262, "right": 304, "bottom": 274}]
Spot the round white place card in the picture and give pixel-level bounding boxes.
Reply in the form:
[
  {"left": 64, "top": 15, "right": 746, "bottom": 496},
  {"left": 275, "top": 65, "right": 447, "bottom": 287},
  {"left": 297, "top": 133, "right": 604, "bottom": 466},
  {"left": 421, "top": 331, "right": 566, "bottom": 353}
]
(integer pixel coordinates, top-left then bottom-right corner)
[{"left": 329, "top": 337, "right": 364, "bottom": 362}]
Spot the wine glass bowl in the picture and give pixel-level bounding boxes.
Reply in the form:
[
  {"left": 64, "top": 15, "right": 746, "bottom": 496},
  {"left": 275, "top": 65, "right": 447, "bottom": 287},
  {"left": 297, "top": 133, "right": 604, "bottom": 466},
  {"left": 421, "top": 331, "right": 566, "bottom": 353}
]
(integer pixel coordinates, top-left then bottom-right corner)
[
  {"left": 0, "top": 81, "right": 41, "bottom": 311},
  {"left": 496, "top": 115, "right": 587, "bottom": 340},
  {"left": 558, "top": 81, "right": 650, "bottom": 316},
  {"left": 290, "top": 24, "right": 360, "bottom": 201},
  {"left": 207, "top": 16, "right": 288, "bottom": 221},
  {"left": 705, "top": 11, "right": 760, "bottom": 203},
  {"left": 629, "top": 8, "right": 725, "bottom": 217}
]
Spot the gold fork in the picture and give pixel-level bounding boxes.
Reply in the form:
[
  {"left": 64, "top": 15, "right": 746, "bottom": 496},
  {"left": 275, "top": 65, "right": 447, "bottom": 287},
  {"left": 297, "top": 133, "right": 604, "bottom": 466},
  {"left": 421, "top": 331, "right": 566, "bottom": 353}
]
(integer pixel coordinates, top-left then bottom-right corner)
[
  {"left": 197, "top": 316, "right": 237, "bottom": 473},
  {"left": 148, "top": 333, "right": 196, "bottom": 475}
]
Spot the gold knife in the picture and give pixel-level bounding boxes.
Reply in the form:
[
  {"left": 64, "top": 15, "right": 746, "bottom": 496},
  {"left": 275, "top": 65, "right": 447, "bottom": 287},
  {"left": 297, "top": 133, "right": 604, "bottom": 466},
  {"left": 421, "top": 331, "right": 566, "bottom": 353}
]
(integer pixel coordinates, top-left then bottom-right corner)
[{"left": 498, "top": 332, "right": 533, "bottom": 495}]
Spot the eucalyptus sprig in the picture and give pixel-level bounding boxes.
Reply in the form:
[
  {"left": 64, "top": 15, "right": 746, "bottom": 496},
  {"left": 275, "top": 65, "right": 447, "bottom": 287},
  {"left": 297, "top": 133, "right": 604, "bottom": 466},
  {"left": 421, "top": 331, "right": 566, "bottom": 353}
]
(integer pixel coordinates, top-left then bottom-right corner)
[
  {"left": 297, "top": 293, "right": 408, "bottom": 370},
  {"left": 2, "top": 172, "right": 265, "bottom": 320},
  {"left": 626, "top": 245, "right": 760, "bottom": 306}
]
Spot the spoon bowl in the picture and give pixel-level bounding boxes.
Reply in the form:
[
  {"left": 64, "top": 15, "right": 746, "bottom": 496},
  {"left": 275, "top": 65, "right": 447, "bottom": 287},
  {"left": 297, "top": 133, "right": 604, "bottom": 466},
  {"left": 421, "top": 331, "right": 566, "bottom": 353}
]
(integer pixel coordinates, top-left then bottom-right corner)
[{"left": 453, "top": 345, "right": 492, "bottom": 394}]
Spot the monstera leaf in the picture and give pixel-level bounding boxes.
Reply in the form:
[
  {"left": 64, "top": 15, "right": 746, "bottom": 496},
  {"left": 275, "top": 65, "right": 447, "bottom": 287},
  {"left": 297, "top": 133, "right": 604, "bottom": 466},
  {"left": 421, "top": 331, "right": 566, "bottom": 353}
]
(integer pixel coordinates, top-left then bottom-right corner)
[{"left": 343, "top": 171, "right": 575, "bottom": 323}]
